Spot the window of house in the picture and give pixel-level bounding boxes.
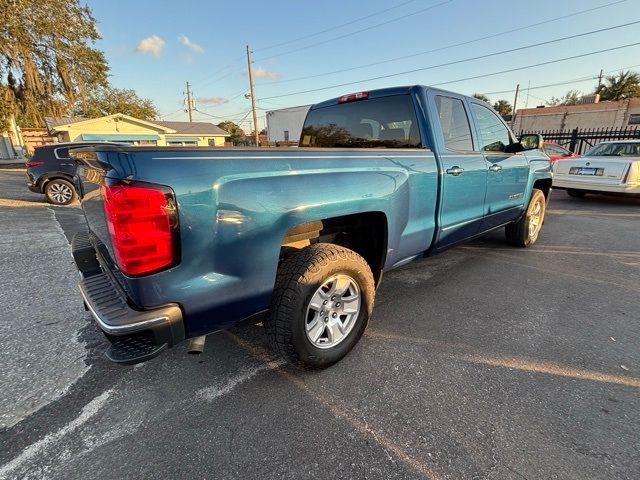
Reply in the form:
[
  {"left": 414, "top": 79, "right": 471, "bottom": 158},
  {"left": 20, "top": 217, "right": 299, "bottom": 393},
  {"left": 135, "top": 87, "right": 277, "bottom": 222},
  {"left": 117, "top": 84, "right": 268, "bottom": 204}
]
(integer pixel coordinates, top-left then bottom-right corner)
[
  {"left": 208, "top": 138, "right": 217, "bottom": 146},
  {"left": 284, "top": 130, "right": 290, "bottom": 142},
  {"left": 434, "top": 96, "right": 473, "bottom": 151},
  {"left": 138, "top": 140, "right": 157, "bottom": 146},
  {"left": 471, "top": 103, "right": 511, "bottom": 152}
]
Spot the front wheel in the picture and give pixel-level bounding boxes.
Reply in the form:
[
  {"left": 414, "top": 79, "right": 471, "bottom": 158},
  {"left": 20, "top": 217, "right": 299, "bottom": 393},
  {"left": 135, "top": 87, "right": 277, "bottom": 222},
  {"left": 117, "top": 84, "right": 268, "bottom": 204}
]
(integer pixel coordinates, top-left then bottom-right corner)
[
  {"left": 264, "top": 243, "right": 375, "bottom": 368},
  {"left": 505, "top": 188, "right": 546, "bottom": 247}
]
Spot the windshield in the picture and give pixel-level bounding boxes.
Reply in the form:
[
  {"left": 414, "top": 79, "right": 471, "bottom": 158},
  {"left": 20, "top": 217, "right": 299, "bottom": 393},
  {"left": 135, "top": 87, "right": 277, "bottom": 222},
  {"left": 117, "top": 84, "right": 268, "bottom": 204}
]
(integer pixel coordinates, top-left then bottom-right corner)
[{"left": 584, "top": 142, "right": 640, "bottom": 156}]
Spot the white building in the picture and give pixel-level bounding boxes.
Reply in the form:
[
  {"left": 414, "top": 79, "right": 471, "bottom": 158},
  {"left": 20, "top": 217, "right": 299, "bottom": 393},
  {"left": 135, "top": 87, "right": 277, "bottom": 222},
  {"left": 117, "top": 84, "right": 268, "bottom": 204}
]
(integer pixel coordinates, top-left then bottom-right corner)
[{"left": 266, "top": 105, "right": 311, "bottom": 144}]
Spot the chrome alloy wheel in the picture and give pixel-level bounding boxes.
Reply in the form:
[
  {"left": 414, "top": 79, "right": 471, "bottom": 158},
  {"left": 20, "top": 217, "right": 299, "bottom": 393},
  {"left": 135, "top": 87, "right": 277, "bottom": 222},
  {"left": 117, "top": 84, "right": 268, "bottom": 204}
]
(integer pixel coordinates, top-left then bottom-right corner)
[
  {"left": 305, "top": 274, "right": 361, "bottom": 349},
  {"left": 48, "top": 182, "right": 73, "bottom": 204},
  {"left": 528, "top": 198, "right": 543, "bottom": 237}
]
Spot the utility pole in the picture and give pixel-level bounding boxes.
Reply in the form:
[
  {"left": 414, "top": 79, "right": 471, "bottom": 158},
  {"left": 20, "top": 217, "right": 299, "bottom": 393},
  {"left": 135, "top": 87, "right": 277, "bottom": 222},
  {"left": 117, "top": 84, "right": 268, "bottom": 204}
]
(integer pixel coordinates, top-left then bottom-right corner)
[
  {"left": 597, "top": 68, "right": 604, "bottom": 91},
  {"left": 185, "top": 81, "right": 194, "bottom": 122},
  {"left": 511, "top": 83, "right": 520, "bottom": 130},
  {"left": 246, "top": 45, "right": 260, "bottom": 147}
]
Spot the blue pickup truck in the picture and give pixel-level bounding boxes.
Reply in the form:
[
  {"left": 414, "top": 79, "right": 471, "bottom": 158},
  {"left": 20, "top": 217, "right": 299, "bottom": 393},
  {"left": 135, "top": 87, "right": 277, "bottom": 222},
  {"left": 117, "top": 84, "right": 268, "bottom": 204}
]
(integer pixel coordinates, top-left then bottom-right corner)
[{"left": 71, "top": 85, "right": 551, "bottom": 368}]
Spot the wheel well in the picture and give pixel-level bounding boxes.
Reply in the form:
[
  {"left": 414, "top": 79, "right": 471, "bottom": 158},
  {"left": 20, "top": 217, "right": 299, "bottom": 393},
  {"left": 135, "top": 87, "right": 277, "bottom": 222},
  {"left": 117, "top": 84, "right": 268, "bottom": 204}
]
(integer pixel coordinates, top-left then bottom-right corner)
[
  {"left": 281, "top": 212, "right": 388, "bottom": 284},
  {"left": 533, "top": 178, "right": 552, "bottom": 199},
  {"left": 40, "top": 175, "right": 74, "bottom": 191}
]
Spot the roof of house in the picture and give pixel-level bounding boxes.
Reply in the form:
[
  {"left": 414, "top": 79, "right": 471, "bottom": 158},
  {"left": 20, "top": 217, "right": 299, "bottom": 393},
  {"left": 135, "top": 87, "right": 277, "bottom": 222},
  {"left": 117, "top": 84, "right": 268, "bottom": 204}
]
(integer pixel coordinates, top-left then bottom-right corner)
[
  {"left": 45, "top": 116, "right": 86, "bottom": 130},
  {"left": 44, "top": 115, "right": 230, "bottom": 136},
  {"left": 154, "top": 121, "right": 229, "bottom": 136}
]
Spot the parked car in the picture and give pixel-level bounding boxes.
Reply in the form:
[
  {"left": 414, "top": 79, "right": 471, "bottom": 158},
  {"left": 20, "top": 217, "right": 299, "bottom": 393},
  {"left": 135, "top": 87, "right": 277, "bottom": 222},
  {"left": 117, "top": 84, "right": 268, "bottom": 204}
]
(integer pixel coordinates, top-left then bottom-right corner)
[
  {"left": 552, "top": 140, "right": 640, "bottom": 197},
  {"left": 25, "top": 142, "right": 118, "bottom": 205},
  {"left": 542, "top": 142, "right": 580, "bottom": 162},
  {"left": 69, "top": 85, "right": 552, "bottom": 368}
]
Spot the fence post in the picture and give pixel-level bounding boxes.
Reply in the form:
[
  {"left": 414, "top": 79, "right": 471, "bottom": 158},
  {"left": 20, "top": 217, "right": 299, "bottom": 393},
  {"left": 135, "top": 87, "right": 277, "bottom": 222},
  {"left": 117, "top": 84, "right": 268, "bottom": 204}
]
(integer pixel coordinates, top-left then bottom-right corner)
[{"left": 569, "top": 128, "right": 579, "bottom": 153}]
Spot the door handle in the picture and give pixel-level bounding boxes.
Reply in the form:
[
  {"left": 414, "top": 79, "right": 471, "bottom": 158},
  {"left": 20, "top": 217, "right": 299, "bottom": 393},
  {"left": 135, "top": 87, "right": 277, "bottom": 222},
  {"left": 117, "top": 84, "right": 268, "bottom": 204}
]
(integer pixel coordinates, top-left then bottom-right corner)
[
  {"left": 446, "top": 166, "right": 464, "bottom": 176},
  {"left": 489, "top": 164, "right": 502, "bottom": 172},
  {"left": 60, "top": 163, "right": 74, "bottom": 166}
]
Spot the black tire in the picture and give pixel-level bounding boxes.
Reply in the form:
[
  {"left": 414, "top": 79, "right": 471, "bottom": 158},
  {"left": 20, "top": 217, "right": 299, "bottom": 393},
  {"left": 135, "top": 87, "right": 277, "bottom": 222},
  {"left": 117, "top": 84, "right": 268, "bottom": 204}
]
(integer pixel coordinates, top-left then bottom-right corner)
[
  {"left": 264, "top": 243, "right": 375, "bottom": 368},
  {"left": 45, "top": 179, "right": 77, "bottom": 205},
  {"left": 566, "top": 189, "right": 587, "bottom": 198},
  {"left": 505, "top": 188, "right": 546, "bottom": 247}
]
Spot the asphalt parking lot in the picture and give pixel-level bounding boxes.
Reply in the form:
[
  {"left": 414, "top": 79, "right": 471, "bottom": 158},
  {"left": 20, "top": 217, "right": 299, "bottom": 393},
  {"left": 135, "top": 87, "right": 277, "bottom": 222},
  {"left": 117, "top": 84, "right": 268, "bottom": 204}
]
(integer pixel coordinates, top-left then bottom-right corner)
[{"left": 0, "top": 168, "right": 639, "bottom": 480}]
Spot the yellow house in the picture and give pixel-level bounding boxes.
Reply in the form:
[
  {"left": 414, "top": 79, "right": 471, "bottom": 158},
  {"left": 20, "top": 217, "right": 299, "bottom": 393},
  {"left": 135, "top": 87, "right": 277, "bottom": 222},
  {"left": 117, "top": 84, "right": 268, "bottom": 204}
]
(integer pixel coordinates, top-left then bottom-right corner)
[{"left": 45, "top": 113, "right": 230, "bottom": 147}]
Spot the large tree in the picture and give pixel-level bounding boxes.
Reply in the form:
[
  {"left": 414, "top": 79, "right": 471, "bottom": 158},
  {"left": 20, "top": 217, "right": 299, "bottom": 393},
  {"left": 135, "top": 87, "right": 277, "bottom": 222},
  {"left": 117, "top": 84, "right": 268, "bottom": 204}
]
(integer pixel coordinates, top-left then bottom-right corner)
[
  {"left": 546, "top": 90, "right": 582, "bottom": 107},
  {"left": 73, "top": 86, "right": 158, "bottom": 120},
  {"left": 493, "top": 99, "right": 512, "bottom": 116},
  {"left": 596, "top": 71, "right": 640, "bottom": 101},
  {"left": 472, "top": 93, "right": 490, "bottom": 103},
  {"left": 0, "top": 0, "right": 108, "bottom": 128},
  {"left": 217, "top": 121, "right": 245, "bottom": 144}
]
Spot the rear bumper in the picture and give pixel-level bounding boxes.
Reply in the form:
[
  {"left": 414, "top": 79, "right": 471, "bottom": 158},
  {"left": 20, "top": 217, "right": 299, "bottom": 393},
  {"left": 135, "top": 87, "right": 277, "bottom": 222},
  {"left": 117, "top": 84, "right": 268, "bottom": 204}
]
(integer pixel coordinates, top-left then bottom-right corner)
[
  {"left": 553, "top": 177, "right": 640, "bottom": 195},
  {"left": 72, "top": 232, "right": 185, "bottom": 362}
]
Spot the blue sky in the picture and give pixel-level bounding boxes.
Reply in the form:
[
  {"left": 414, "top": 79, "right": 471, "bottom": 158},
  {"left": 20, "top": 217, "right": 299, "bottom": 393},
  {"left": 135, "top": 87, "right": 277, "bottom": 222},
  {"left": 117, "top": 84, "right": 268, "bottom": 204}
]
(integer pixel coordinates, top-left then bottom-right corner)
[{"left": 87, "top": 0, "right": 640, "bottom": 129}]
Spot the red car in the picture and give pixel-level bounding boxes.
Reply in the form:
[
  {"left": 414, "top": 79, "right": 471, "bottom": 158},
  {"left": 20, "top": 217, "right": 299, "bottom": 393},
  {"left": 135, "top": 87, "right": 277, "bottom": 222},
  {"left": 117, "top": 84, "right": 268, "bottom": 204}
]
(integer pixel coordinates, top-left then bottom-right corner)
[{"left": 542, "top": 142, "right": 580, "bottom": 162}]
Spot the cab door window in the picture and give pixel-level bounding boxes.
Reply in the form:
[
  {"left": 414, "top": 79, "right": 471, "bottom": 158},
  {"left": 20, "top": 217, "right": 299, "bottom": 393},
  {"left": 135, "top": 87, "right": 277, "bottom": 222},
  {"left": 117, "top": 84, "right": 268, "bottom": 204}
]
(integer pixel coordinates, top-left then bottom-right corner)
[{"left": 434, "top": 96, "right": 474, "bottom": 151}]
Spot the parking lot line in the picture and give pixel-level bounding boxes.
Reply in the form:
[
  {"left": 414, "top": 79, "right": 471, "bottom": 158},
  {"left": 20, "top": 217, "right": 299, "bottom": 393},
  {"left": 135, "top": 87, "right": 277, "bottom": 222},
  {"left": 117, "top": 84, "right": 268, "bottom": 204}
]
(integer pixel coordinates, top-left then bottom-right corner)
[
  {"left": 459, "top": 248, "right": 640, "bottom": 293},
  {"left": 225, "top": 332, "right": 445, "bottom": 480},
  {"left": 366, "top": 331, "right": 640, "bottom": 388}
]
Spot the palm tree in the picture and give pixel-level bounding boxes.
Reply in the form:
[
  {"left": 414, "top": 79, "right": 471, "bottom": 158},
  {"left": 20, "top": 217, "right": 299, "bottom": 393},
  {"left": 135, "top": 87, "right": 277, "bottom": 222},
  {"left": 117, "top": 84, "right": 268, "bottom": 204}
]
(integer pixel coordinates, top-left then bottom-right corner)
[
  {"left": 493, "top": 100, "right": 512, "bottom": 116},
  {"left": 472, "top": 93, "right": 490, "bottom": 102},
  {"left": 596, "top": 71, "right": 640, "bottom": 101}
]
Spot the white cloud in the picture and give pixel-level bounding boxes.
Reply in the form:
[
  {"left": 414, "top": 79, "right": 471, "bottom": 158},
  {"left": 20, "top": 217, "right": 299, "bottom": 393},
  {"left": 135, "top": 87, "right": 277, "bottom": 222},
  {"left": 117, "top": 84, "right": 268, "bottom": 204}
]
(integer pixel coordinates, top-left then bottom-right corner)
[
  {"left": 197, "top": 96, "right": 228, "bottom": 105},
  {"left": 245, "top": 66, "right": 281, "bottom": 81},
  {"left": 135, "top": 35, "right": 165, "bottom": 56},
  {"left": 179, "top": 35, "right": 204, "bottom": 54}
]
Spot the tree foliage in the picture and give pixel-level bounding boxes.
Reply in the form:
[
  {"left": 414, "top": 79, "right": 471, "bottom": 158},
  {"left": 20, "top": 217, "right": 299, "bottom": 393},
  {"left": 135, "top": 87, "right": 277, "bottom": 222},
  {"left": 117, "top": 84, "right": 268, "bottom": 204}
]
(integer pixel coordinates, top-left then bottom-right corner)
[
  {"left": 73, "top": 86, "right": 158, "bottom": 120},
  {"left": 472, "top": 93, "right": 490, "bottom": 102},
  {"left": 596, "top": 71, "right": 640, "bottom": 101},
  {"left": 492, "top": 99, "right": 512, "bottom": 116},
  {"left": 217, "top": 121, "right": 245, "bottom": 143},
  {"left": 0, "top": 0, "right": 108, "bottom": 128},
  {"left": 546, "top": 90, "right": 582, "bottom": 107}
]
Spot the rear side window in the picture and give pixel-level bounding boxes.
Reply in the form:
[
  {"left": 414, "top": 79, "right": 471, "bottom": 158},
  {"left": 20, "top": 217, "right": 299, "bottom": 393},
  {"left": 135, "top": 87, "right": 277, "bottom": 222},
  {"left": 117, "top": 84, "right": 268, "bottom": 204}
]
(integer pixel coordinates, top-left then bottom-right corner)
[
  {"left": 471, "top": 104, "right": 511, "bottom": 152},
  {"left": 435, "top": 96, "right": 473, "bottom": 151},
  {"left": 54, "top": 147, "right": 70, "bottom": 159},
  {"left": 300, "top": 95, "right": 422, "bottom": 148}
]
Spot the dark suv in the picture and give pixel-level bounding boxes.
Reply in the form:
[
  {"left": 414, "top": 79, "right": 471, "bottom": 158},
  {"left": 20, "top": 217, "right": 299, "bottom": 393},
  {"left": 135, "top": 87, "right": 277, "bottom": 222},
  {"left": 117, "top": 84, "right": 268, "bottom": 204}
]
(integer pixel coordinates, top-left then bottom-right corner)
[{"left": 26, "top": 142, "right": 109, "bottom": 205}]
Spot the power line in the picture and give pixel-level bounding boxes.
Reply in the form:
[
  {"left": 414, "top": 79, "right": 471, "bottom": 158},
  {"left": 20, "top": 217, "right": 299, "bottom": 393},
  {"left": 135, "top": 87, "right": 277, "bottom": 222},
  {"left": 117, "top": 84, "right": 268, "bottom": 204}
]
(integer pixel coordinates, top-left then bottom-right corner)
[
  {"left": 255, "top": 0, "right": 453, "bottom": 62},
  {"left": 481, "top": 63, "right": 640, "bottom": 96},
  {"left": 256, "top": 0, "right": 420, "bottom": 52},
  {"left": 256, "top": 0, "right": 627, "bottom": 87},
  {"left": 258, "top": 35, "right": 640, "bottom": 100},
  {"left": 430, "top": 43, "right": 640, "bottom": 88}
]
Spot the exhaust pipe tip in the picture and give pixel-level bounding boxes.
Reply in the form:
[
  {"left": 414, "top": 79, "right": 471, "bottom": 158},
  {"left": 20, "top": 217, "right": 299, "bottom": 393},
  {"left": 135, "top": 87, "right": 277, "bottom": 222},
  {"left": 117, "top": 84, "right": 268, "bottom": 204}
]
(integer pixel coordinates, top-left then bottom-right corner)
[{"left": 187, "top": 335, "right": 207, "bottom": 354}]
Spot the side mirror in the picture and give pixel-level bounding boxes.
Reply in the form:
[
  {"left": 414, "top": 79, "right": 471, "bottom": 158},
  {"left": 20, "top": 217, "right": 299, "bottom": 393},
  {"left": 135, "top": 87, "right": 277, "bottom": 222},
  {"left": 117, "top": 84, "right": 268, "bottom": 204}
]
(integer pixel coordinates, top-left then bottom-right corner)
[{"left": 519, "top": 133, "right": 544, "bottom": 151}]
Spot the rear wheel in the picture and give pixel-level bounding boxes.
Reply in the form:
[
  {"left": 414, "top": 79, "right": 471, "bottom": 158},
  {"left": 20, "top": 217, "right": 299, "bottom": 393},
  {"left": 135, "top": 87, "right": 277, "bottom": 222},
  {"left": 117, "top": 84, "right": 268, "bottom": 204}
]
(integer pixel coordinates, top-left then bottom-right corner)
[
  {"left": 505, "top": 188, "right": 546, "bottom": 247},
  {"left": 45, "top": 179, "right": 76, "bottom": 205},
  {"left": 566, "top": 189, "right": 587, "bottom": 198},
  {"left": 264, "top": 243, "right": 375, "bottom": 368}
]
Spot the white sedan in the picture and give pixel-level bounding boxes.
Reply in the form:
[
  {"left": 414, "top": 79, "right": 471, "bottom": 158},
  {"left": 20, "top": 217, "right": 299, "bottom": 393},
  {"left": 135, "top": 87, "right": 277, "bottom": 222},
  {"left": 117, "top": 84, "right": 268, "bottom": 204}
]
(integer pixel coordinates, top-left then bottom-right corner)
[{"left": 552, "top": 140, "right": 640, "bottom": 197}]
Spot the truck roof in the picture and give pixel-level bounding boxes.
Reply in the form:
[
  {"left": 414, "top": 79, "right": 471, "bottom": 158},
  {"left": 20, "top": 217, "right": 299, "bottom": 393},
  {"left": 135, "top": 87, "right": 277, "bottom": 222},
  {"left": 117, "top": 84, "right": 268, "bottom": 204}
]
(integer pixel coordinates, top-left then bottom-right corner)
[{"left": 310, "top": 85, "right": 481, "bottom": 110}]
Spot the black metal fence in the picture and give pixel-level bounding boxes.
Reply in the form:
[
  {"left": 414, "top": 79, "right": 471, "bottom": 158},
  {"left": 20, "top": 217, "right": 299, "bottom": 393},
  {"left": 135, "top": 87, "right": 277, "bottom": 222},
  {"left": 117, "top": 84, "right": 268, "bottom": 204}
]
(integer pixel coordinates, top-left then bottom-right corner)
[{"left": 519, "top": 127, "right": 640, "bottom": 154}]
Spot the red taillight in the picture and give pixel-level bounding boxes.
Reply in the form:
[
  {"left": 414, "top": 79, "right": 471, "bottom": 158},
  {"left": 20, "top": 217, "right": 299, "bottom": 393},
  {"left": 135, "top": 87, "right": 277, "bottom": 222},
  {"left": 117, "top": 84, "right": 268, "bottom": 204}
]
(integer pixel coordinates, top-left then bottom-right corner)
[
  {"left": 337, "top": 91, "right": 369, "bottom": 103},
  {"left": 102, "top": 183, "right": 178, "bottom": 275},
  {"left": 25, "top": 161, "right": 44, "bottom": 167}
]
